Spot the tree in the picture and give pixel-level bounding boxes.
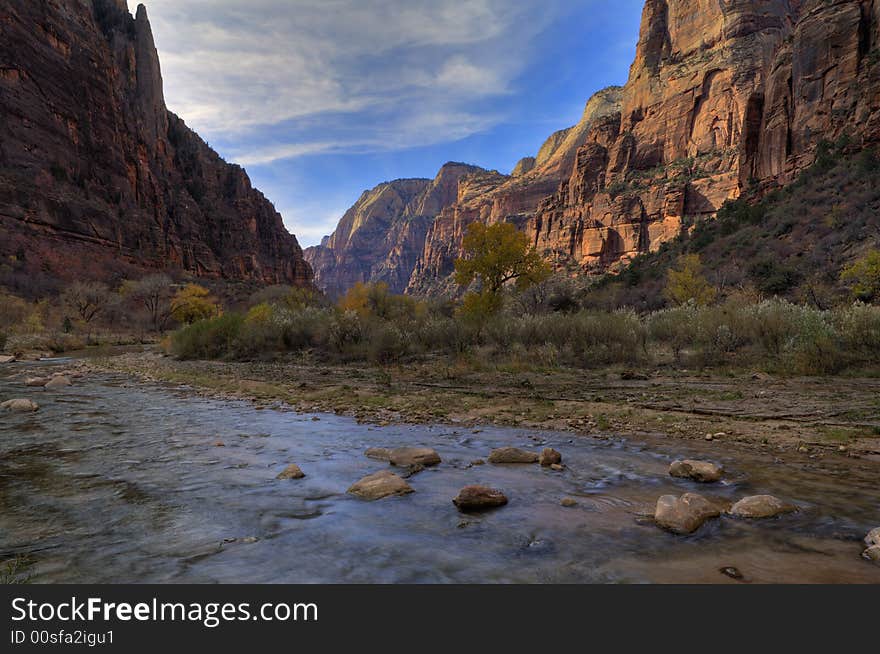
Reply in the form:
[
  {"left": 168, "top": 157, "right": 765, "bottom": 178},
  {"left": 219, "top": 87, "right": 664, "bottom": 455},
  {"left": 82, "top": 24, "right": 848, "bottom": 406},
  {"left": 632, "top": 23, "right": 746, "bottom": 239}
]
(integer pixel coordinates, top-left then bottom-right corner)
[
  {"left": 665, "top": 254, "right": 717, "bottom": 306},
  {"left": 455, "top": 222, "right": 550, "bottom": 296},
  {"left": 170, "top": 284, "right": 220, "bottom": 325},
  {"left": 61, "top": 281, "right": 111, "bottom": 325},
  {"left": 122, "top": 274, "right": 173, "bottom": 332},
  {"left": 840, "top": 249, "right": 880, "bottom": 303},
  {"left": 338, "top": 282, "right": 423, "bottom": 321}
]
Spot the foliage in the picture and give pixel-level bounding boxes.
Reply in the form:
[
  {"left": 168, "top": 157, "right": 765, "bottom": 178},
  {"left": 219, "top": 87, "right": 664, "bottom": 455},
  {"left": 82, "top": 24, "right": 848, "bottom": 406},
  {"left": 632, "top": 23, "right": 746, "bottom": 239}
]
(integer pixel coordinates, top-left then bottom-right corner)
[
  {"left": 840, "top": 249, "right": 880, "bottom": 302},
  {"left": 455, "top": 222, "right": 550, "bottom": 297},
  {"left": 665, "top": 255, "right": 716, "bottom": 306},
  {"left": 170, "top": 284, "right": 220, "bottom": 325}
]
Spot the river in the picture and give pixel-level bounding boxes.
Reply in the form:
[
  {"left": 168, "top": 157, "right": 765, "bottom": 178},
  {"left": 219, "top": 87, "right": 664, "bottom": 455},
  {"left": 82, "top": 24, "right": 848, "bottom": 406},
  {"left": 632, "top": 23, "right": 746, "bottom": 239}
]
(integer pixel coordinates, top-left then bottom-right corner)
[{"left": 1, "top": 359, "right": 878, "bottom": 583}]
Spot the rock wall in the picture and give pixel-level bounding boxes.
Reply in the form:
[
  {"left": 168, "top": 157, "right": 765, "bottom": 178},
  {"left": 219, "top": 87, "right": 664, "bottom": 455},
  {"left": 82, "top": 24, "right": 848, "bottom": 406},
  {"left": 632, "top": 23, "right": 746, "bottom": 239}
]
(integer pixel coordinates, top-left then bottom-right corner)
[
  {"left": 0, "top": 0, "right": 312, "bottom": 287},
  {"left": 302, "top": 0, "right": 880, "bottom": 297},
  {"left": 304, "top": 163, "right": 486, "bottom": 296}
]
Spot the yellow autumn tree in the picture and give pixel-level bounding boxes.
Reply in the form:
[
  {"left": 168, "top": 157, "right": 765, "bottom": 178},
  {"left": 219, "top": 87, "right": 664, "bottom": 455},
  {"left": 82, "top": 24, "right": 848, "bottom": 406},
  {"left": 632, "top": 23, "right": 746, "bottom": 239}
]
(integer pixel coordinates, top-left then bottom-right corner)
[
  {"left": 454, "top": 222, "right": 550, "bottom": 320},
  {"left": 170, "top": 284, "right": 220, "bottom": 325},
  {"left": 665, "top": 254, "right": 717, "bottom": 306},
  {"left": 840, "top": 249, "right": 880, "bottom": 303}
]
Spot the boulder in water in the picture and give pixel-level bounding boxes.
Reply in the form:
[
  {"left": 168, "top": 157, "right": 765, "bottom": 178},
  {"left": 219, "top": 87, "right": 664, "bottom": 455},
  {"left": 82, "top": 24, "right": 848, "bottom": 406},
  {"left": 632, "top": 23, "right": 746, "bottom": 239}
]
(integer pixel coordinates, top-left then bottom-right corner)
[
  {"left": 669, "top": 460, "right": 723, "bottom": 483},
  {"left": 729, "top": 495, "right": 797, "bottom": 519},
  {"left": 654, "top": 493, "right": 722, "bottom": 534},
  {"left": 1, "top": 399, "right": 39, "bottom": 413},
  {"left": 0, "top": 355, "right": 15, "bottom": 364},
  {"left": 488, "top": 447, "right": 539, "bottom": 464},
  {"left": 539, "top": 448, "right": 562, "bottom": 467},
  {"left": 865, "top": 527, "right": 880, "bottom": 548},
  {"left": 25, "top": 377, "right": 50, "bottom": 387},
  {"left": 348, "top": 470, "right": 413, "bottom": 500},
  {"left": 389, "top": 447, "right": 441, "bottom": 467},
  {"left": 44, "top": 375, "right": 72, "bottom": 390},
  {"left": 863, "top": 546, "right": 880, "bottom": 563},
  {"left": 453, "top": 486, "right": 508, "bottom": 512},
  {"left": 277, "top": 464, "right": 305, "bottom": 480},
  {"left": 365, "top": 448, "right": 393, "bottom": 462}
]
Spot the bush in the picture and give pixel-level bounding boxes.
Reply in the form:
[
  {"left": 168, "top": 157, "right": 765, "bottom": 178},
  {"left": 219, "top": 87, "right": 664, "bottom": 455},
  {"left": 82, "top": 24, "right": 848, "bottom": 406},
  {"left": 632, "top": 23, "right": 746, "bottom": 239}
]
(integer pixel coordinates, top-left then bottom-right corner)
[{"left": 171, "top": 313, "right": 244, "bottom": 360}]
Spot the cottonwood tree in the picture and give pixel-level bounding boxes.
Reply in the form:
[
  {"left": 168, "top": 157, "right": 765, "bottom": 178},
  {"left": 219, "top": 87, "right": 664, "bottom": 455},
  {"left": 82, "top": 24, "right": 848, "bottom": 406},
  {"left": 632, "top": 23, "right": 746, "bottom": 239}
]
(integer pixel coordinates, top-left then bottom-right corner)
[
  {"left": 665, "top": 254, "right": 717, "bottom": 307},
  {"left": 61, "top": 281, "right": 112, "bottom": 325},
  {"left": 454, "top": 222, "right": 550, "bottom": 322},
  {"left": 170, "top": 284, "right": 220, "bottom": 325},
  {"left": 122, "top": 274, "right": 174, "bottom": 332},
  {"left": 840, "top": 249, "right": 880, "bottom": 303}
]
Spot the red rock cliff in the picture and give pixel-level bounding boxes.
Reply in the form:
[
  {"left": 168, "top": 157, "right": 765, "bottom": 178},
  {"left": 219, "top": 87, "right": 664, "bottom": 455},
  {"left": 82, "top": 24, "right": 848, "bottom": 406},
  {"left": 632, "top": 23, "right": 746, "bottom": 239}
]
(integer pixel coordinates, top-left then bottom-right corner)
[
  {"left": 399, "top": 0, "right": 880, "bottom": 294},
  {"left": 0, "top": 0, "right": 312, "bottom": 287}
]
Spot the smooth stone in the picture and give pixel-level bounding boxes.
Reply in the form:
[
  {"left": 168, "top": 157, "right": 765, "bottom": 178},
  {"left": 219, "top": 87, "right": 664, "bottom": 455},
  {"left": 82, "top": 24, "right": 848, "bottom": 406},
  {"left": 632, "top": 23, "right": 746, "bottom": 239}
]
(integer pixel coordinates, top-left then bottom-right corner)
[
  {"left": 1, "top": 399, "right": 39, "bottom": 412},
  {"left": 348, "top": 470, "right": 413, "bottom": 501},
  {"left": 388, "top": 447, "right": 441, "bottom": 467},
  {"left": 453, "top": 486, "right": 508, "bottom": 512},
  {"left": 863, "top": 546, "right": 880, "bottom": 563},
  {"left": 470, "top": 459, "right": 486, "bottom": 466},
  {"left": 865, "top": 527, "right": 880, "bottom": 548},
  {"left": 669, "top": 460, "right": 723, "bottom": 483},
  {"left": 561, "top": 498, "right": 578, "bottom": 508},
  {"left": 44, "top": 375, "right": 72, "bottom": 389},
  {"left": 539, "top": 448, "right": 562, "bottom": 467},
  {"left": 365, "top": 447, "right": 393, "bottom": 462},
  {"left": 654, "top": 493, "right": 722, "bottom": 535},
  {"left": 488, "top": 447, "right": 539, "bottom": 464},
  {"left": 25, "top": 377, "right": 50, "bottom": 387},
  {"left": 550, "top": 463, "right": 564, "bottom": 472},
  {"left": 276, "top": 464, "right": 305, "bottom": 480},
  {"left": 0, "top": 355, "right": 16, "bottom": 364},
  {"left": 729, "top": 495, "right": 797, "bottom": 519}
]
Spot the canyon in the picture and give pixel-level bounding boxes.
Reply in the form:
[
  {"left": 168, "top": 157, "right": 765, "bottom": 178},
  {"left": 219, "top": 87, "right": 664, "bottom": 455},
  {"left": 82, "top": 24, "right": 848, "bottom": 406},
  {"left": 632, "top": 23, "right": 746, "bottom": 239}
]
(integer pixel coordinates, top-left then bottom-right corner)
[
  {"left": 308, "top": 0, "right": 880, "bottom": 297},
  {"left": 0, "top": 0, "right": 312, "bottom": 289}
]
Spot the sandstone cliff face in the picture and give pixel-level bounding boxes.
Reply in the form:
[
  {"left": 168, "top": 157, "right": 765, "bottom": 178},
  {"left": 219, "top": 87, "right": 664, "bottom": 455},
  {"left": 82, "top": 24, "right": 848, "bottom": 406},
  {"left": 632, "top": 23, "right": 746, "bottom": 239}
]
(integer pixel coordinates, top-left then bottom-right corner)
[
  {"left": 0, "top": 0, "right": 312, "bottom": 287},
  {"left": 530, "top": 0, "right": 880, "bottom": 273},
  {"left": 371, "top": 0, "right": 880, "bottom": 296},
  {"left": 304, "top": 163, "right": 485, "bottom": 296}
]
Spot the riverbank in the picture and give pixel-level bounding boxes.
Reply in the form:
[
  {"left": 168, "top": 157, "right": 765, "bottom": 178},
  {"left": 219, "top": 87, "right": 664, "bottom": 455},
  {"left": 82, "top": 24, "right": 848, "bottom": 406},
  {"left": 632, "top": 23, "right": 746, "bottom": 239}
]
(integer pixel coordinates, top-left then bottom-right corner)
[{"left": 87, "top": 350, "right": 880, "bottom": 463}]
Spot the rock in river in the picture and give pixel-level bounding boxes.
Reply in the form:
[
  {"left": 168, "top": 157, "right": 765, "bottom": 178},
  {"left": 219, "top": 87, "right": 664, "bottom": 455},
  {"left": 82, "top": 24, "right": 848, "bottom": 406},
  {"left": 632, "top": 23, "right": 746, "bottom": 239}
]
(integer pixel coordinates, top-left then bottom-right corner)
[
  {"left": 24, "top": 377, "right": 50, "bottom": 387},
  {"left": 654, "top": 493, "right": 722, "bottom": 534},
  {"left": 865, "top": 527, "right": 880, "bottom": 548},
  {"left": 44, "top": 375, "right": 72, "bottom": 390},
  {"left": 276, "top": 464, "right": 306, "bottom": 480},
  {"left": 348, "top": 471, "right": 413, "bottom": 501},
  {"left": 0, "top": 355, "right": 16, "bottom": 364},
  {"left": 539, "top": 448, "right": 562, "bottom": 467},
  {"left": 389, "top": 447, "right": 441, "bottom": 467},
  {"left": 1, "top": 399, "right": 39, "bottom": 413},
  {"left": 365, "top": 447, "right": 393, "bottom": 462},
  {"left": 864, "top": 546, "right": 880, "bottom": 563},
  {"left": 488, "top": 447, "right": 539, "bottom": 464},
  {"left": 729, "top": 495, "right": 797, "bottom": 519},
  {"left": 669, "top": 460, "right": 723, "bottom": 483},
  {"left": 453, "top": 486, "right": 508, "bottom": 512}
]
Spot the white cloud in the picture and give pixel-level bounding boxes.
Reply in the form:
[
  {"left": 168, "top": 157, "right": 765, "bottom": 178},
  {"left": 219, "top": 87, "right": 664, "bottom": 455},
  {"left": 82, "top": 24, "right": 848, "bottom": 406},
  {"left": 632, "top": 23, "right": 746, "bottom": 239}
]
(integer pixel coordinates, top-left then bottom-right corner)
[{"left": 142, "top": 0, "right": 564, "bottom": 154}]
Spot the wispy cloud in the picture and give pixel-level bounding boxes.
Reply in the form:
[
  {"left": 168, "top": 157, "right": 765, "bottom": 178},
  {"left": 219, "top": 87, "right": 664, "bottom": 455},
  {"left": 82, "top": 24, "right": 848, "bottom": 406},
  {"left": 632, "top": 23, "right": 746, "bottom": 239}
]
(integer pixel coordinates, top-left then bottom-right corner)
[{"left": 144, "top": 0, "right": 566, "bottom": 162}]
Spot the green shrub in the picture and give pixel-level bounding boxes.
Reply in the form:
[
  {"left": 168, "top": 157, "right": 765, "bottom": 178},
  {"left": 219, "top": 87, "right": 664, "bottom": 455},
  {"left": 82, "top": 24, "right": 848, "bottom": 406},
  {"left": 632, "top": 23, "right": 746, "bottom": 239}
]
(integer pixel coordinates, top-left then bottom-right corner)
[{"left": 171, "top": 313, "right": 244, "bottom": 360}]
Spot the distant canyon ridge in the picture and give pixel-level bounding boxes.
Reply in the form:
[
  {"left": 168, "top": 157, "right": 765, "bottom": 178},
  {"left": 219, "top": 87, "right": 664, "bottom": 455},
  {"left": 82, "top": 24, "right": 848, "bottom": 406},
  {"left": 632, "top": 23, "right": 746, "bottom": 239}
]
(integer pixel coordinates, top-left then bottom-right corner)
[
  {"left": 0, "top": 0, "right": 312, "bottom": 288},
  {"left": 307, "top": 0, "right": 880, "bottom": 297}
]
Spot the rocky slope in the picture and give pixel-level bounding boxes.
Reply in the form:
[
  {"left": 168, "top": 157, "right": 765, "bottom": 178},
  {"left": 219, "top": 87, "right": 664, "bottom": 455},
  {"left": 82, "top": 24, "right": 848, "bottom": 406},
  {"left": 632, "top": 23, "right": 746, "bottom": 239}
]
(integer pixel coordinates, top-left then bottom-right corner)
[
  {"left": 304, "top": 162, "right": 486, "bottom": 296},
  {"left": 313, "top": 0, "right": 880, "bottom": 297},
  {"left": 0, "top": 0, "right": 312, "bottom": 288}
]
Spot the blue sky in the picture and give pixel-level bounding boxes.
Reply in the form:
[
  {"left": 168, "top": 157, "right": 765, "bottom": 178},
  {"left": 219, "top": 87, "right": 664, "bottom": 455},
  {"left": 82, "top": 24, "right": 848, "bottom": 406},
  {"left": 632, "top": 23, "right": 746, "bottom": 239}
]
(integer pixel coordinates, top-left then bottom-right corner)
[{"left": 144, "top": 0, "right": 645, "bottom": 246}]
